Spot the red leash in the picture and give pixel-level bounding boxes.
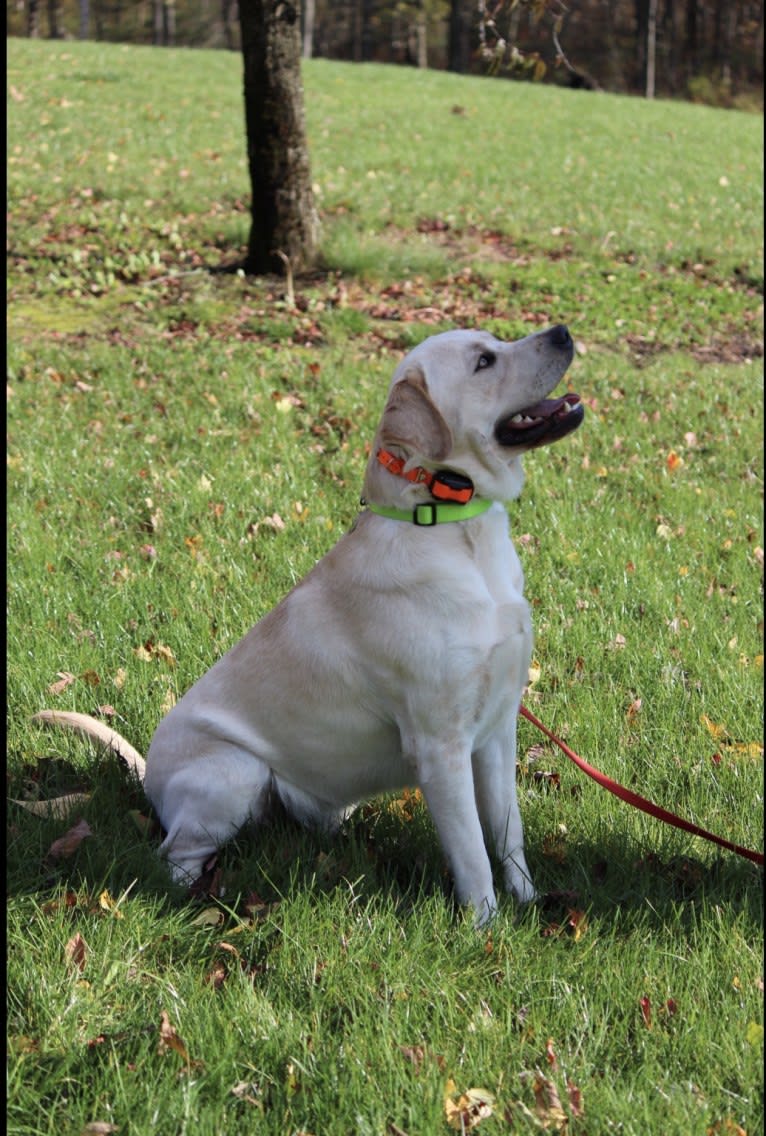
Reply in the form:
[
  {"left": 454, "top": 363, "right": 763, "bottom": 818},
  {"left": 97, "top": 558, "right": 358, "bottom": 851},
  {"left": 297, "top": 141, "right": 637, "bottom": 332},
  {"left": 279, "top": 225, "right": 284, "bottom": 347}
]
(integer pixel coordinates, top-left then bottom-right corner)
[{"left": 520, "top": 704, "right": 764, "bottom": 867}]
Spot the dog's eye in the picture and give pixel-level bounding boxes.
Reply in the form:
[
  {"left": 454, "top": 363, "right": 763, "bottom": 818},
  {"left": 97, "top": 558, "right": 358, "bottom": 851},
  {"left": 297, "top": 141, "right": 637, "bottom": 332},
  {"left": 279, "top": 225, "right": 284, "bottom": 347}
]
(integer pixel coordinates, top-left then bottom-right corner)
[{"left": 475, "top": 351, "right": 495, "bottom": 372}]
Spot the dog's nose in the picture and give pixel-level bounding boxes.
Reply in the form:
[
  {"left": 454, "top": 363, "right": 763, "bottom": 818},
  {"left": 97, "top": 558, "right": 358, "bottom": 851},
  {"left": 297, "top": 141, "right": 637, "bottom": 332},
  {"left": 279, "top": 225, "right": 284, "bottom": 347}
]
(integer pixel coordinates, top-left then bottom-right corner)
[{"left": 549, "top": 324, "right": 572, "bottom": 349}]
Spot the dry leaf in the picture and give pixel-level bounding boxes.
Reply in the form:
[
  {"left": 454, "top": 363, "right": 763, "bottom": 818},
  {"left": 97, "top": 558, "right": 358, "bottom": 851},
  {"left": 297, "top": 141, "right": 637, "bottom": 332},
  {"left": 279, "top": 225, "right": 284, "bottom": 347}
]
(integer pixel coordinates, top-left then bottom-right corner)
[
  {"left": 153, "top": 643, "right": 176, "bottom": 667},
  {"left": 65, "top": 932, "right": 88, "bottom": 973},
  {"left": 48, "top": 671, "right": 76, "bottom": 695},
  {"left": 98, "top": 890, "right": 124, "bottom": 918},
  {"left": 566, "top": 1078, "right": 584, "bottom": 1117},
  {"left": 532, "top": 1073, "right": 568, "bottom": 1131},
  {"left": 158, "top": 1010, "right": 190, "bottom": 1064},
  {"left": 47, "top": 818, "right": 93, "bottom": 859},
  {"left": 190, "top": 907, "right": 225, "bottom": 927},
  {"left": 701, "top": 714, "right": 728, "bottom": 741},
  {"left": 640, "top": 996, "right": 652, "bottom": 1028},
  {"left": 230, "top": 1081, "right": 262, "bottom": 1107},
  {"left": 444, "top": 1080, "right": 495, "bottom": 1130}
]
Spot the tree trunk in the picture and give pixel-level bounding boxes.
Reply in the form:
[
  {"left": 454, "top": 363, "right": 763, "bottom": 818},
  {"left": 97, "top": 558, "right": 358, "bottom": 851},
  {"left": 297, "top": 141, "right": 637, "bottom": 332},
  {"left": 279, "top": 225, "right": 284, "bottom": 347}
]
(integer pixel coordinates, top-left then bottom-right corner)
[
  {"left": 448, "top": 0, "right": 471, "bottom": 72},
  {"left": 221, "top": 0, "right": 235, "bottom": 50},
  {"left": 239, "top": 0, "right": 319, "bottom": 277},
  {"left": 302, "top": 0, "right": 315, "bottom": 58},
  {"left": 79, "top": 0, "right": 89, "bottom": 39},
  {"left": 415, "top": 0, "right": 428, "bottom": 68},
  {"left": 27, "top": 0, "right": 40, "bottom": 37},
  {"left": 47, "top": 0, "right": 63, "bottom": 37},
  {"left": 646, "top": 0, "right": 657, "bottom": 96}
]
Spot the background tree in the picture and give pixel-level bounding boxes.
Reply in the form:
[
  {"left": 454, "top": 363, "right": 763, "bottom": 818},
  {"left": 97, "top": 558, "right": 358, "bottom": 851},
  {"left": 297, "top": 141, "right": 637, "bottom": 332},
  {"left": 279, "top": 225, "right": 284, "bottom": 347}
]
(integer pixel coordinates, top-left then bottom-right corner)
[{"left": 239, "top": 0, "right": 319, "bottom": 277}]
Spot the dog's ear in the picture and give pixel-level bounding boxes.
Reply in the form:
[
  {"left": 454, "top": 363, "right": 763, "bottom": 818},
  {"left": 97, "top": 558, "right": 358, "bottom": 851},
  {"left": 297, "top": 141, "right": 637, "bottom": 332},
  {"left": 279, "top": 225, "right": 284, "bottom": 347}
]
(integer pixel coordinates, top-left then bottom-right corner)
[{"left": 379, "top": 365, "right": 452, "bottom": 460}]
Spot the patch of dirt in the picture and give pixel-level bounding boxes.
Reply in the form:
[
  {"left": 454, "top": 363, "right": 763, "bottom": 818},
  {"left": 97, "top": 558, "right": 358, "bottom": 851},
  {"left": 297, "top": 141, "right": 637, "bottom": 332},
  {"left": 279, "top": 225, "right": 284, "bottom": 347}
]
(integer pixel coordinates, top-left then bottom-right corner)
[{"left": 625, "top": 331, "right": 763, "bottom": 367}]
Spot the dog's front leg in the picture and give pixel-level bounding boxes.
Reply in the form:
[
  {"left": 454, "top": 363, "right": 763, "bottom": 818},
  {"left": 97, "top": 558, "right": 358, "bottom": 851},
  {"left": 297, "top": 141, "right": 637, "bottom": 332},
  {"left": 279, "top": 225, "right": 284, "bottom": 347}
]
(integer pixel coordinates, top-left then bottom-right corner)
[
  {"left": 410, "top": 737, "right": 497, "bottom": 926},
  {"left": 473, "top": 728, "right": 537, "bottom": 905}
]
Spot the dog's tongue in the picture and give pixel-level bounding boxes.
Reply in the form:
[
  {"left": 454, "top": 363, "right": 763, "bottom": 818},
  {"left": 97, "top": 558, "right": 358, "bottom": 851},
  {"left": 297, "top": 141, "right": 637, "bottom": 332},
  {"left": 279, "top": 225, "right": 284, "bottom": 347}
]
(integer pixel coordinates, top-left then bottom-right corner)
[
  {"left": 495, "top": 393, "right": 584, "bottom": 448},
  {"left": 507, "top": 395, "right": 573, "bottom": 427}
]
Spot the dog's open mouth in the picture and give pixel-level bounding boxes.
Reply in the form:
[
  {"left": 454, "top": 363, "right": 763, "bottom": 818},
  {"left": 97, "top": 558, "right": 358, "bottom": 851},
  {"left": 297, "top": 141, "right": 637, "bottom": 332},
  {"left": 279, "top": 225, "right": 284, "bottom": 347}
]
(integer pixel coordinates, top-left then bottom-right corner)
[{"left": 495, "top": 394, "right": 584, "bottom": 449}]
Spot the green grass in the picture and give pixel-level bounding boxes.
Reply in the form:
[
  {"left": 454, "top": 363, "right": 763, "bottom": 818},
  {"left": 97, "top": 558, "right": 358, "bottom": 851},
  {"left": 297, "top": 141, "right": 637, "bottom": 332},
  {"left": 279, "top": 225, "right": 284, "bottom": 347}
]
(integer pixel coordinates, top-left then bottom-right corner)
[{"left": 7, "top": 36, "right": 764, "bottom": 1136}]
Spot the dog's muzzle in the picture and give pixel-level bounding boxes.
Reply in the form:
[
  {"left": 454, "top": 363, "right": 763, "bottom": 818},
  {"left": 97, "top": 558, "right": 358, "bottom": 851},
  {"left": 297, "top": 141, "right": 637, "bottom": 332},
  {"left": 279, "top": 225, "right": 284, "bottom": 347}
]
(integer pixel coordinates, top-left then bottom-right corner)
[{"left": 495, "top": 393, "right": 584, "bottom": 449}]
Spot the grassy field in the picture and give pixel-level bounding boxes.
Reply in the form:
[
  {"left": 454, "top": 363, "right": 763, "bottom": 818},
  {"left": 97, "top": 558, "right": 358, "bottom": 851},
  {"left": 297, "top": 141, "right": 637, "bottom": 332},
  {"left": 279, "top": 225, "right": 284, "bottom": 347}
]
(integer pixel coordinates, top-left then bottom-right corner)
[{"left": 7, "top": 37, "right": 764, "bottom": 1136}]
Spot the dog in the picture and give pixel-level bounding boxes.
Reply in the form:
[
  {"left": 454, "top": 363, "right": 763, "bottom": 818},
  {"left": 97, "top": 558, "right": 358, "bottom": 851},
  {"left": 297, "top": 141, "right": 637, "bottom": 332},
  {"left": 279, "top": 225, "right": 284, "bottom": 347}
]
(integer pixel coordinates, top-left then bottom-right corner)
[{"left": 35, "top": 325, "right": 583, "bottom": 925}]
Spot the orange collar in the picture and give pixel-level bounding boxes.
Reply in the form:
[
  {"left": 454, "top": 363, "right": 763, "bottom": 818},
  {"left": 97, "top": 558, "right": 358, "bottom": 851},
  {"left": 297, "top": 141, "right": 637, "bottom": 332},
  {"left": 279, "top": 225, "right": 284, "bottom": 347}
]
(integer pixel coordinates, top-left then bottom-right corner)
[{"left": 376, "top": 449, "right": 474, "bottom": 504}]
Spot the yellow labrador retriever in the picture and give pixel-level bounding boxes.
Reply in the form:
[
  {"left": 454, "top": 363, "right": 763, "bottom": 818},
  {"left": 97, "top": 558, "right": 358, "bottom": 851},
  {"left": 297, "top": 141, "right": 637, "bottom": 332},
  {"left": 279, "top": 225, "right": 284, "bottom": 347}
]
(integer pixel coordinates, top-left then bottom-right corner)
[{"left": 36, "top": 326, "right": 583, "bottom": 925}]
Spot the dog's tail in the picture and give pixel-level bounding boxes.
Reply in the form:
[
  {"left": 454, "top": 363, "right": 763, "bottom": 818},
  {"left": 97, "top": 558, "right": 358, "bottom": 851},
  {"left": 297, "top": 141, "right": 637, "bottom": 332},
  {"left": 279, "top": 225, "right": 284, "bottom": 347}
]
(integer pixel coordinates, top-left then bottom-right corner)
[{"left": 32, "top": 710, "right": 147, "bottom": 783}]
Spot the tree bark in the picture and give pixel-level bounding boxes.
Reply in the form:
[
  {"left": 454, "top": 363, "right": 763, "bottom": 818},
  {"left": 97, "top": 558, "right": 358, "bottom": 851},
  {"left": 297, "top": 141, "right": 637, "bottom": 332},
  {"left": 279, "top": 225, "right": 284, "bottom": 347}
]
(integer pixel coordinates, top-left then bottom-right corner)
[
  {"left": 646, "top": 0, "right": 657, "bottom": 96},
  {"left": 27, "top": 0, "right": 40, "bottom": 37},
  {"left": 415, "top": 0, "right": 428, "bottom": 68},
  {"left": 448, "top": 0, "right": 471, "bottom": 73},
  {"left": 239, "top": 0, "right": 319, "bottom": 276},
  {"left": 302, "top": 0, "right": 315, "bottom": 58}
]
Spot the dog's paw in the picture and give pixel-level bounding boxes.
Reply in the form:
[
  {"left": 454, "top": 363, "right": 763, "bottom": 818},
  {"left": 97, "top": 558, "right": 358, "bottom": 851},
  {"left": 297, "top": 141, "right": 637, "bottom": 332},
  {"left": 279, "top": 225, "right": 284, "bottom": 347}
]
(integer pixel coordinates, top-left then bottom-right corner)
[{"left": 504, "top": 863, "right": 538, "bottom": 905}]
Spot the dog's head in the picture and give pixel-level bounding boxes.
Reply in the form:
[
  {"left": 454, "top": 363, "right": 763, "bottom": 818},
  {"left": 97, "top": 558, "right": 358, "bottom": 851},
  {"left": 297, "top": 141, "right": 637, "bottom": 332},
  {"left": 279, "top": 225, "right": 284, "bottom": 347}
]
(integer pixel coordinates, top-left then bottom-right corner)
[{"left": 366, "top": 326, "right": 583, "bottom": 505}]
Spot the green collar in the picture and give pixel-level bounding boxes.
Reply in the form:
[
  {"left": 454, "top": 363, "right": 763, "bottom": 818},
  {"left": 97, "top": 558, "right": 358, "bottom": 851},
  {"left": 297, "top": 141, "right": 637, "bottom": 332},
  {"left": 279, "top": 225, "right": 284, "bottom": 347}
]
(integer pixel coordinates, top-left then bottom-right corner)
[{"left": 364, "top": 498, "right": 493, "bottom": 526}]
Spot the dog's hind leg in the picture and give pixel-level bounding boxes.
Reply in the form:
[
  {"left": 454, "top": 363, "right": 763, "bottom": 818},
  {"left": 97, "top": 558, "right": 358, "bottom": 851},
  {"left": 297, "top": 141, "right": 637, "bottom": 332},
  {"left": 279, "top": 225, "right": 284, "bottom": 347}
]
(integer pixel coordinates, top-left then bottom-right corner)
[{"left": 146, "top": 749, "right": 275, "bottom": 885}]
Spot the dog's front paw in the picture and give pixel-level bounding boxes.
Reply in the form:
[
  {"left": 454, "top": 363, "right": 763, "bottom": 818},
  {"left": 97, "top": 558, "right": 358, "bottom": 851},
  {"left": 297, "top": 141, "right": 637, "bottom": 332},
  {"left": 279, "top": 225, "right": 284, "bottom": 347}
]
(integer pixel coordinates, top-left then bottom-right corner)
[
  {"left": 503, "top": 858, "right": 537, "bottom": 905},
  {"left": 471, "top": 895, "right": 498, "bottom": 929}
]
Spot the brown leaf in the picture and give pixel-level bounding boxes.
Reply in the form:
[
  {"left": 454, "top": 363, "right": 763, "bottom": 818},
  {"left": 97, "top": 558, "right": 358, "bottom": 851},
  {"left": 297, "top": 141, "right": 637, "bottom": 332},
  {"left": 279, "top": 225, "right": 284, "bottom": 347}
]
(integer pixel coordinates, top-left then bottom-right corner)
[
  {"left": 48, "top": 670, "right": 76, "bottom": 695},
  {"left": 47, "top": 818, "right": 93, "bottom": 859},
  {"left": 65, "top": 932, "right": 88, "bottom": 973},
  {"left": 205, "top": 963, "right": 227, "bottom": 989},
  {"left": 532, "top": 1073, "right": 568, "bottom": 1131},
  {"left": 567, "top": 1078, "right": 584, "bottom": 1117},
  {"left": 158, "top": 1010, "right": 190, "bottom": 1064},
  {"left": 640, "top": 996, "right": 652, "bottom": 1028}
]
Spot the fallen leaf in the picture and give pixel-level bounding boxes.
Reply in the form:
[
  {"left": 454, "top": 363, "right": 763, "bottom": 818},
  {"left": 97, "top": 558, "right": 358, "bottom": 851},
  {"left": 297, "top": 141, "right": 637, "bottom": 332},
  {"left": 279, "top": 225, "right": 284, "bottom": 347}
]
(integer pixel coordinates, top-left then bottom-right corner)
[
  {"left": 444, "top": 1081, "right": 495, "bottom": 1130},
  {"left": 205, "top": 962, "right": 227, "bottom": 989},
  {"left": 399, "top": 1044, "right": 445, "bottom": 1074},
  {"left": 81, "top": 1124, "right": 120, "bottom": 1135},
  {"left": 153, "top": 643, "right": 176, "bottom": 667},
  {"left": 626, "top": 697, "right": 642, "bottom": 721},
  {"left": 532, "top": 1073, "right": 568, "bottom": 1131},
  {"left": 47, "top": 818, "right": 93, "bottom": 859},
  {"left": 707, "top": 1122, "right": 747, "bottom": 1136},
  {"left": 567, "top": 1078, "right": 584, "bottom": 1117},
  {"left": 545, "top": 1038, "right": 558, "bottom": 1069},
  {"left": 65, "top": 932, "right": 88, "bottom": 972},
  {"left": 230, "top": 1081, "right": 262, "bottom": 1107},
  {"left": 701, "top": 714, "right": 728, "bottom": 741},
  {"left": 158, "top": 1010, "right": 190, "bottom": 1064},
  {"left": 640, "top": 996, "right": 652, "bottom": 1028},
  {"left": 190, "top": 907, "right": 225, "bottom": 928},
  {"left": 48, "top": 671, "right": 76, "bottom": 695},
  {"left": 98, "top": 890, "right": 123, "bottom": 918}
]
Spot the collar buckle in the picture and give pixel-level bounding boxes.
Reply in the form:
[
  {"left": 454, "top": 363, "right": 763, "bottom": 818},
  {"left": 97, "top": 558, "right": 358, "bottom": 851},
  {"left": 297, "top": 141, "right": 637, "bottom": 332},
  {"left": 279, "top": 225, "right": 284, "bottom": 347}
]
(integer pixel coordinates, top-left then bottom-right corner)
[{"left": 412, "top": 503, "right": 439, "bottom": 526}]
